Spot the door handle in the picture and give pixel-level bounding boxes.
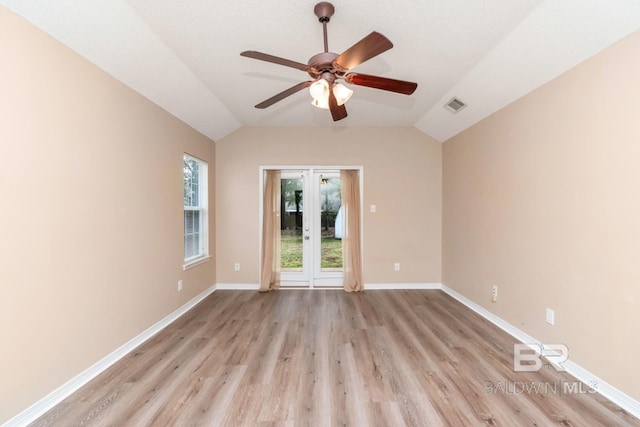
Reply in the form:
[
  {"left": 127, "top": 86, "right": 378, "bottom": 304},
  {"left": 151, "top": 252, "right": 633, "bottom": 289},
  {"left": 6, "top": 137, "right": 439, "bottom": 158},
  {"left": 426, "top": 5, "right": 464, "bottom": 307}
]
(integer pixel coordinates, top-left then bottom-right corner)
[{"left": 304, "top": 235, "right": 310, "bottom": 240}]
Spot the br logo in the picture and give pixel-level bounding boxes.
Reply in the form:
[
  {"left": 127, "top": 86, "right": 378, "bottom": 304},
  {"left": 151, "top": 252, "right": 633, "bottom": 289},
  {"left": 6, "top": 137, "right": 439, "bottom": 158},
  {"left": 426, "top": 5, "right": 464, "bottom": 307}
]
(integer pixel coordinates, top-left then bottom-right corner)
[{"left": 513, "top": 344, "right": 569, "bottom": 372}]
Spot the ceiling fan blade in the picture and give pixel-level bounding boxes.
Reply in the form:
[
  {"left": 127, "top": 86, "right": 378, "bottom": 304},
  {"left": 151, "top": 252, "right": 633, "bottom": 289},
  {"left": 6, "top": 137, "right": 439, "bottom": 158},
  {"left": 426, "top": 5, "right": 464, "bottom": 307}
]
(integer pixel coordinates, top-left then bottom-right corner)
[
  {"left": 240, "top": 51, "right": 310, "bottom": 72},
  {"left": 333, "top": 31, "right": 393, "bottom": 72},
  {"left": 255, "top": 81, "right": 312, "bottom": 109},
  {"left": 344, "top": 73, "right": 417, "bottom": 95},
  {"left": 328, "top": 89, "right": 348, "bottom": 121}
]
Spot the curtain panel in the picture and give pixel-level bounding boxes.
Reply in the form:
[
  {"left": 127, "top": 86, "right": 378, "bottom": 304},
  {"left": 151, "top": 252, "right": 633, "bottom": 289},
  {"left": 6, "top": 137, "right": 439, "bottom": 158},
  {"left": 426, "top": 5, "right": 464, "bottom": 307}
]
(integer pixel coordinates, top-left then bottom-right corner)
[
  {"left": 260, "top": 170, "right": 281, "bottom": 292},
  {"left": 341, "top": 170, "right": 363, "bottom": 292}
]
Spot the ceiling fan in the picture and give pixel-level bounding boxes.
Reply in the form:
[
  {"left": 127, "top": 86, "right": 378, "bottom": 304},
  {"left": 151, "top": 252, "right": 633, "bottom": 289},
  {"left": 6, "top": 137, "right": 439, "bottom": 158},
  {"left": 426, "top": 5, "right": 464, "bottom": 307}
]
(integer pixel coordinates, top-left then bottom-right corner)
[{"left": 240, "top": 2, "right": 418, "bottom": 121}]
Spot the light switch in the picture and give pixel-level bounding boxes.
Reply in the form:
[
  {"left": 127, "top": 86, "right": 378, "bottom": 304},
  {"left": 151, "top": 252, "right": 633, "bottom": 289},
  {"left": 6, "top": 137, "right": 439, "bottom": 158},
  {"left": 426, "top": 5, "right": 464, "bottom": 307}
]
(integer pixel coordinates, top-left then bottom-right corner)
[{"left": 370, "top": 204, "right": 376, "bottom": 213}]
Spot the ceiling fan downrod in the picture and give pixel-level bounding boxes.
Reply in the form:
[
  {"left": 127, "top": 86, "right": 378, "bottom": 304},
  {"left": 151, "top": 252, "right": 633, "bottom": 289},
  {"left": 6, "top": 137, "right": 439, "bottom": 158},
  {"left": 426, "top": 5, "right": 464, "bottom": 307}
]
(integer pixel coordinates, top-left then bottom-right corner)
[{"left": 314, "top": 2, "right": 335, "bottom": 53}]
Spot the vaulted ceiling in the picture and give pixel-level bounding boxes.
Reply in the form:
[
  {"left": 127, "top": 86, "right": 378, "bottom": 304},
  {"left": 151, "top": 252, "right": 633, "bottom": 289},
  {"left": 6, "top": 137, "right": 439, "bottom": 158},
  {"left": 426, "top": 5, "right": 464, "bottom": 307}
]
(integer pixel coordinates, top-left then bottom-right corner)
[{"left": 3, "top": 1, "right": 640, "bottom": 142}]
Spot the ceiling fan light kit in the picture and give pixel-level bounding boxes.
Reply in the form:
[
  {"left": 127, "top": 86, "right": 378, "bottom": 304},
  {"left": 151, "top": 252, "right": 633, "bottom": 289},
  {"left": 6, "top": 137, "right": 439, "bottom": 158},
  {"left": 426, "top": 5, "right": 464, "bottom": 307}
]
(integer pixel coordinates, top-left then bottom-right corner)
[
  {"left": 309, "top": 80, "right": 352, "bottom": 109},
  {"left": 240, "top": 2, "right": 417, "bottom": 121}
]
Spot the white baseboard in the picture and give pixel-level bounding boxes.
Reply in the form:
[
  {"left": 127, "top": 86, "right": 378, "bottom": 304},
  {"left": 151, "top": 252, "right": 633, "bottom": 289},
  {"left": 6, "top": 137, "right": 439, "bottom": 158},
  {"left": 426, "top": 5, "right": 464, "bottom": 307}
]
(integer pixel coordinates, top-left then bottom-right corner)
[
  {"left": 365, "top": 283, "right": 443, "bottom": 290},
  {"left": 215, "top": 283, "right": 260, "bottom": 290},
  {"left": 441, "top": 285, "right": 539, "bottom": 344},
  {"left": 215, "top": 283, "right": 444, "bottom": 291},
  {"left": 440, "top": 284, "right": 640, "bottom": 420},
  {"left": 4, "top": 285, "right": 217, "bottom": 427}
]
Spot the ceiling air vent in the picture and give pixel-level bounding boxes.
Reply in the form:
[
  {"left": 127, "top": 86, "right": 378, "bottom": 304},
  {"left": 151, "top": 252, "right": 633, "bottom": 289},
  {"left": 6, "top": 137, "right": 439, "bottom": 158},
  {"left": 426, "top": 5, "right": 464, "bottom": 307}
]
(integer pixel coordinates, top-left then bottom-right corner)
[{"left": 444, "top": 97, "right": 467, "bottom": 113}]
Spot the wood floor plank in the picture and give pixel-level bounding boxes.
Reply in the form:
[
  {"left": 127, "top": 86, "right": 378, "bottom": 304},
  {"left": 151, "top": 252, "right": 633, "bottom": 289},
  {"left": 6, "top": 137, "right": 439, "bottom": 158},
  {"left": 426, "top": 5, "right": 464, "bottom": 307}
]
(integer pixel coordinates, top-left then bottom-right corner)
[
  {"left": 30, "top": 290, "right": 640, "bottom": 426},
  {"left": 350, "top": 328, "right": 394, "bottom": 403},
  {"left": 372, "top": 326, "right": 444, "bottom": 426}
]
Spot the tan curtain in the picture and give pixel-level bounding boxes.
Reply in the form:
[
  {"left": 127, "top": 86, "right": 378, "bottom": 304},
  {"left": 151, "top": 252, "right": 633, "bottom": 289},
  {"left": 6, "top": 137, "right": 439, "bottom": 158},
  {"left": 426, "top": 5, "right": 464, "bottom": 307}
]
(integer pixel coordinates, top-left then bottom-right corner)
[
  {"left": 260, "top": 170, "right": 281, "bottom": 292},
  {"left": 341, "top": 170, "right": 363, "bottom": 292}
]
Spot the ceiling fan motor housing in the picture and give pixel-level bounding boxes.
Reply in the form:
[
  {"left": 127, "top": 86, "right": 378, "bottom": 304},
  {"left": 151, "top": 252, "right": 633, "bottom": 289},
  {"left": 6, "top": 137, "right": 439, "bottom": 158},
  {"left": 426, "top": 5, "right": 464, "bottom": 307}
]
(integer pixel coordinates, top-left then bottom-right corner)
[
  {"left": 308, "top": 52, "right": 340, "bottom": 78},
  {"left": 314, "top": 2, "right": 335, "bottom": 22}
]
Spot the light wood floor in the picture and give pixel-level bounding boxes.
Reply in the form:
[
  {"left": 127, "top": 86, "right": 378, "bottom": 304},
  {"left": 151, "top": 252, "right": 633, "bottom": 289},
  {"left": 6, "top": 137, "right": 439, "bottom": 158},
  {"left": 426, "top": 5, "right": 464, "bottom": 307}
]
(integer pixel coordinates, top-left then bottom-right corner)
[{"left": 32, "top": 290, "right": 639, "bottom": 426}]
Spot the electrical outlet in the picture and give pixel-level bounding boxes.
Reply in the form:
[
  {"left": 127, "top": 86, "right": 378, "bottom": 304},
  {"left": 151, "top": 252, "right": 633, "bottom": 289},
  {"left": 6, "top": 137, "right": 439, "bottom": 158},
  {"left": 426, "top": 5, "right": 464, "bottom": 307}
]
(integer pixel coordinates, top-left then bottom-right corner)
[
  {"left": 234, "top": 263, "right": 240, "bottom": 272},
  {"left": 546, "top": 308, "right": 555, "bottom": 325},
  {"left": 394, "top": 262, "right": 400, "bottom": 271},
  {"left": 491, "top": 285, "right": 498, "bottom": 302},
  {"left": 178, "top": 280, "right": 183, "bottom": 292}
]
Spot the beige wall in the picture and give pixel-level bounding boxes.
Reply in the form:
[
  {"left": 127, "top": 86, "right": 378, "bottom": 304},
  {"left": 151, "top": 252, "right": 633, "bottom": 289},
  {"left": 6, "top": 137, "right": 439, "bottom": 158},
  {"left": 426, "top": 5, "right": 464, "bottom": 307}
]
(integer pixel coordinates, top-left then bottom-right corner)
[
  {"left": 443, "top": 30, "right": 640, "bottom": 400},
  {"left": 0, "top": 8, "right": 215, "bottom": 423},
  {"left": 216, "top": 127, "right": 442, "bottom": 286}
]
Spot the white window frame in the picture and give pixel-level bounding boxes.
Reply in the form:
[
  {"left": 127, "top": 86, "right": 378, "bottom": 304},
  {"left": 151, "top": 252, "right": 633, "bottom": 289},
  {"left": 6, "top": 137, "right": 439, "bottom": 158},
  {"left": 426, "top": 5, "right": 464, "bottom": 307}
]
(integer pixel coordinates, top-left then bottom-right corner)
[{"left": 183, "top": 154, "right": 210, "bottom": 270}]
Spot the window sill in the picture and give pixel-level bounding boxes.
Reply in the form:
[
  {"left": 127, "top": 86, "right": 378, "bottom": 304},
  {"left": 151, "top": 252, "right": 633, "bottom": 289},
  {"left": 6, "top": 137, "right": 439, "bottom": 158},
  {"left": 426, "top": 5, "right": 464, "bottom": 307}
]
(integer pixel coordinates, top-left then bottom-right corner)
[{"left": 183, "top": 255, "right": 211, "bottom": 271}]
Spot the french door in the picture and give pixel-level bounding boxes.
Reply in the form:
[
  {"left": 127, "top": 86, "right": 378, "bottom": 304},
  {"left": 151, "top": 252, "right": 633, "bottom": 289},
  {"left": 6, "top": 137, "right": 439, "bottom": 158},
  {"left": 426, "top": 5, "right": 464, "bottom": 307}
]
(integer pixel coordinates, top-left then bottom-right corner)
[{"left": 278, "top": 169, "right": 343, "bottom": 287}]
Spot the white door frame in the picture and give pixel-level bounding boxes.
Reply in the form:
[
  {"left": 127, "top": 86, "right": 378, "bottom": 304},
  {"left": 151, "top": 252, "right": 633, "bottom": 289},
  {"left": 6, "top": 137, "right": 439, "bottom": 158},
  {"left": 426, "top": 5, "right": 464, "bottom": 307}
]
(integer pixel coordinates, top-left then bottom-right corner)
[{"left": 259, "top": 165, "right": 363, "bottom": 288}]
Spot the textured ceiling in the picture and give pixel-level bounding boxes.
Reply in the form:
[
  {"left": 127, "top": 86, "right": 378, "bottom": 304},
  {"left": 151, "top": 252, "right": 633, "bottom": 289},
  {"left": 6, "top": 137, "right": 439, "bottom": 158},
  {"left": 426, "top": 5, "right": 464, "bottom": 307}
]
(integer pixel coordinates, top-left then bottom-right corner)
[{"left": 3, "top": 0, "right": 640, "bottom": 142}]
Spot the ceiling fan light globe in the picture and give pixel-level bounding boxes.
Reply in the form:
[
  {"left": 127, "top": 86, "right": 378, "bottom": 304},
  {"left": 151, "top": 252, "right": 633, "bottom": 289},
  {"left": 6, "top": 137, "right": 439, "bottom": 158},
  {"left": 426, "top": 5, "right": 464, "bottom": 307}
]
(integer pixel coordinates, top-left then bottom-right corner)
[
  {"left": 309, "top": 79, "right": 329, "bottom": 100},
  {"left": 311, "top": 97, "right": 330, "bottom": 109},
  {"left": 333, "top": 83, "right": 353, "bottom": 106}
]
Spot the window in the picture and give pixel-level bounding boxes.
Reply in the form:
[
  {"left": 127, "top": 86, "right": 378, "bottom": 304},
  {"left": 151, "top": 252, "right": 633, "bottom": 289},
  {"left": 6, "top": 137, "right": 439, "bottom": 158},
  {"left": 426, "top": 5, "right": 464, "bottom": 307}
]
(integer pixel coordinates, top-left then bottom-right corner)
[{"left": 183, "top": 154, "right": 209, "bottom": 268}]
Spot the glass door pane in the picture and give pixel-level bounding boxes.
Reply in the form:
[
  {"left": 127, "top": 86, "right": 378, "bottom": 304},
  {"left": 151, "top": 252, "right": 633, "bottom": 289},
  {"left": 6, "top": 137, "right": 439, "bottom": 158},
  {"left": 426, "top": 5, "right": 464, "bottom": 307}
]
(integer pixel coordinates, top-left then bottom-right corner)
[
  {"left": 279, "top": 171, "right": 310, "bottom": 286},
  {"left": 280, "top": 177, "right": 304, "bottom": 271},
  {"left": 313, "top": 172, "right": 343, "bottom": 287},
  {"left": 319, "top": 177, "right": 342, "bottom": 271}
]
